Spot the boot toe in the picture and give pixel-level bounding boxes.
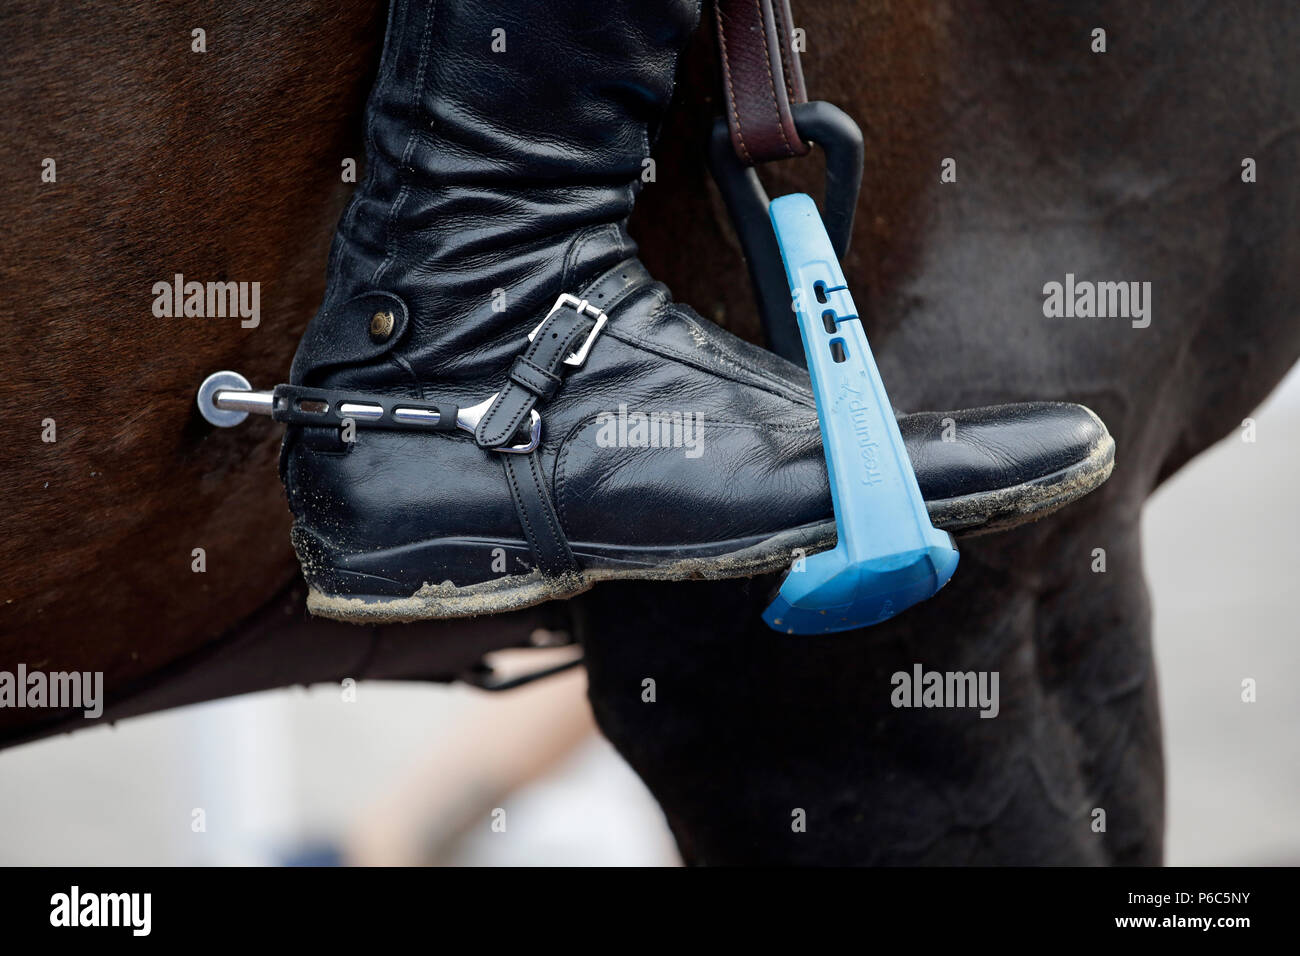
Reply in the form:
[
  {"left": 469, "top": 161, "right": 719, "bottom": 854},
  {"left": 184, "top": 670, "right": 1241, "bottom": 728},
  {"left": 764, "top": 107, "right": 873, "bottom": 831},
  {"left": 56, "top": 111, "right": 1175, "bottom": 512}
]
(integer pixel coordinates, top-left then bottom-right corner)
[{"left": 901, "top": 402, "right": 1115, "bottom": 533}]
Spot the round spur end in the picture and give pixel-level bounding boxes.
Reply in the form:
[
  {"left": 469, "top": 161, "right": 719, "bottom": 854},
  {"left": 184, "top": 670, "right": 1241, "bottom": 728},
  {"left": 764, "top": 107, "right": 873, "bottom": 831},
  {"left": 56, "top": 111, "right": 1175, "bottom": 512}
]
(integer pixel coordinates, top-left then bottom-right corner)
[{"left": 196, "top": 370, "right": 253, "bottom": 427}]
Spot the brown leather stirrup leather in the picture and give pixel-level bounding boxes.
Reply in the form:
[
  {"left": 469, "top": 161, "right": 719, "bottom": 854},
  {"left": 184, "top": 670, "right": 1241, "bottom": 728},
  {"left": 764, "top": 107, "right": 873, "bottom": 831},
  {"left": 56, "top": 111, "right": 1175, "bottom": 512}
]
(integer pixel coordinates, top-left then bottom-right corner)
[{"left": 714, "top": 0, "right": 811, "bottom": 164}]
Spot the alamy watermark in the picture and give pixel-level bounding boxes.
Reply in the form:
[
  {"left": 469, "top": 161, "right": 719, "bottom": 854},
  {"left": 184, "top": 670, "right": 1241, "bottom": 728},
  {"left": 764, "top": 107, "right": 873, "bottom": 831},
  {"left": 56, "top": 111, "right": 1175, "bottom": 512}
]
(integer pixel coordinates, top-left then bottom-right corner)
[
  {"left": 595, "top": 403, "right": 704, "bottom": 459},
  {"left": 891, "top": 663, "right": 999, "bottom": 718},
  {"left": 0, "top": 664, "right": 103, "bottom": 718},
  {"left": 151, "top": 272, "right": 260, "bottom": 328},
  {"left": 50, "top": 886, "right": 150, "bottom": 936},
  {"left": 1042, "top": 273, "right": 1150, "bottom": 328}
]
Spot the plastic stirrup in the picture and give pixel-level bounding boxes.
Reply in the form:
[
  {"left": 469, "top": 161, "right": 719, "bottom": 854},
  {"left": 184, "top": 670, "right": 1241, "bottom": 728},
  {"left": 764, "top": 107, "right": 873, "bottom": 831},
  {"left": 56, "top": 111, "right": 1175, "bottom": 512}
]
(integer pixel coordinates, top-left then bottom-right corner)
[{"left": 763, "top": 194, "right": 959, "bottom": 635}]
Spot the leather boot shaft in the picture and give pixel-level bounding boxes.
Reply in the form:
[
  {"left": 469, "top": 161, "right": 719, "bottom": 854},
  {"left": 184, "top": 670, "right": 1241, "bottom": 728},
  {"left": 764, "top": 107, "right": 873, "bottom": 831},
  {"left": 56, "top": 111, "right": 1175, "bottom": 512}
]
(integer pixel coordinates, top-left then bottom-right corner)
[{"left": 294, "top": 0, "right": 702, "bottom": 393}]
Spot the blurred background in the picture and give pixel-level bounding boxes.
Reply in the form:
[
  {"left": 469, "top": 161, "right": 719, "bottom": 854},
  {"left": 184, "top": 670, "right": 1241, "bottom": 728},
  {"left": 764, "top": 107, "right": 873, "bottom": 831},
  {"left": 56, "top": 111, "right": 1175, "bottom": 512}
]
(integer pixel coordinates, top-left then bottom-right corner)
[{"left": 1, "top": 365, "right": 1296, "bottom": 866}]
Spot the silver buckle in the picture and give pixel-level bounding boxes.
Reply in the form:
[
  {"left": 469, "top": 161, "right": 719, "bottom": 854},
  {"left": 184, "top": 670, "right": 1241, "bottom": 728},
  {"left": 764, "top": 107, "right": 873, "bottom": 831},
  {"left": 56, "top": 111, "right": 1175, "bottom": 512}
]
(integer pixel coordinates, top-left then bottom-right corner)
[
  {"left": 456, "top": 395, "right": 542, "bottom": 454},
  {"left": 527, "top": 294, "right": 608, "bottom": 367}
]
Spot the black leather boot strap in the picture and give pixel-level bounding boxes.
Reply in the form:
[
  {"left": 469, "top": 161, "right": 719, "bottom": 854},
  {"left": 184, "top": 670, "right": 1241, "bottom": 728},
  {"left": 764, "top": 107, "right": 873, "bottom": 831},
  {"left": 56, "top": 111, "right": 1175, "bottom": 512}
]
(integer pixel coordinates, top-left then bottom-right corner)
[
  {"left": 474, "top": 304, "right": 600, "bottom": 448},
  {"left": 502, "top": 451, "right": 580, "bottom": 578},
  {"left": 474, "top": 258, "right": 651, "bottom": 448},
  {"left": 487, "top": 259, "right": 652, "bottom": 578}
]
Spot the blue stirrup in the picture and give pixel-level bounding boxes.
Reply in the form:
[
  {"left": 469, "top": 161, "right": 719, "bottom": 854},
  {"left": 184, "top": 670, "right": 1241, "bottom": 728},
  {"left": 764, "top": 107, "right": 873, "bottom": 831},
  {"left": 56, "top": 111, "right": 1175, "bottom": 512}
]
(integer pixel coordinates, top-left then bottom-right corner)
[{"left": 763, "top": 194, "right": 959, "bottom": 635}]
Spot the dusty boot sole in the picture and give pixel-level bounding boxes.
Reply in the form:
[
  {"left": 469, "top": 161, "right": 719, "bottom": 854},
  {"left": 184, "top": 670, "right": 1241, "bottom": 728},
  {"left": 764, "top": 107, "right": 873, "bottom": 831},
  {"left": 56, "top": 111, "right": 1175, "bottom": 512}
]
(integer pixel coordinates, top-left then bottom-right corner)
[
  {"left": 305, "top": 521, "right": 839, "bottom": 624},
  {"left": 305, "top": 425, "right": 1115, "bottom": 623}
]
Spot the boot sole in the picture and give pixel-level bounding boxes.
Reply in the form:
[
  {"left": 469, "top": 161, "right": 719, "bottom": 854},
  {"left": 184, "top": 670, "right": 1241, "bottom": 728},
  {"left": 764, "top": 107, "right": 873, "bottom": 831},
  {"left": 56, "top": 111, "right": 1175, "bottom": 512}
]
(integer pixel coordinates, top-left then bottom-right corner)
[
  {"left": 303, "top": 520, "right": 838, "bottom": 624},
  {"left": 303, "top": 429, "right": 1114, "bottom": 623}
]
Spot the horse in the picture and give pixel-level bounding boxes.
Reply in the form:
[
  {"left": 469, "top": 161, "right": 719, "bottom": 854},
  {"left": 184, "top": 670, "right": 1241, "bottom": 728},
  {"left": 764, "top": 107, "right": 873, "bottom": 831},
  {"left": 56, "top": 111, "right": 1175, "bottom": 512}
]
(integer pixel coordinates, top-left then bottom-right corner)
[{"left": 2, "top": 0, "right": 1297, "bottom": 864}]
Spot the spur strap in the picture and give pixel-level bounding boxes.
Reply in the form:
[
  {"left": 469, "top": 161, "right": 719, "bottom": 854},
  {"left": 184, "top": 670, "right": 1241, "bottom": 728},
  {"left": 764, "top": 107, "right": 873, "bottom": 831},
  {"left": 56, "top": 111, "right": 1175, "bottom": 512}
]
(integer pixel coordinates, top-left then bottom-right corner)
[
  {"left": 486, "top": 260, "right": 650, "bottom": 577},
  {"left": 475, "top": 260, "right": 649, "bottom": 449},
  {"left": 500, "top": 449, "right": 579, "bottom": 578},
  {"left": 714, "top": 0, "right": 810, "bottom": 165}
]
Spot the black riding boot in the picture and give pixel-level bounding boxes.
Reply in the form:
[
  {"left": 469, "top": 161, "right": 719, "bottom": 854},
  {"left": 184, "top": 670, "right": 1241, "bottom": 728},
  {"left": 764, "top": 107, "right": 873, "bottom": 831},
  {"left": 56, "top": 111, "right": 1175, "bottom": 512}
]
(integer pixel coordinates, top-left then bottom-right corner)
[{"left": 281, "top": 0, "right": 1113, "bottom": 622}]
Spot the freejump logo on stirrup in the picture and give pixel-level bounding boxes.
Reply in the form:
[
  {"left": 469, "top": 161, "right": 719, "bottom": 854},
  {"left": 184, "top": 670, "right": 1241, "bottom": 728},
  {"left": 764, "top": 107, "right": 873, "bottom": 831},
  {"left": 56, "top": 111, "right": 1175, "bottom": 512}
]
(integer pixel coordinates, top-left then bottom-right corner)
[{"left": 761, "top": 194, "right": 959, "bottom": 635}]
